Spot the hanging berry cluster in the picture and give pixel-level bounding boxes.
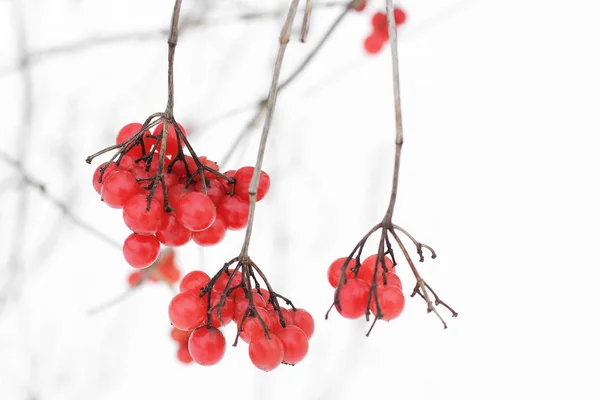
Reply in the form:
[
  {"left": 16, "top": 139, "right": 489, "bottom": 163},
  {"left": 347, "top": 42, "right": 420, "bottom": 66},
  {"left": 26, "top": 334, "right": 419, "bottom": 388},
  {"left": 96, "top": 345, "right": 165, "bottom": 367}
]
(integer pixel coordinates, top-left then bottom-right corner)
[
  {"left": 168, "top": 260, "right": 315, "bottom": 371},
  {"left": 328, "top": 254, "right": 405, "bottom": 324},
  {"left": 87, "top": 120, "right": 270, "bottom": 269},
  {"left": 127, "top": 249, "right": 181, "bottom": 287},
  {"left": 352, "top": 1, "right": 407, "bottom": 55}
]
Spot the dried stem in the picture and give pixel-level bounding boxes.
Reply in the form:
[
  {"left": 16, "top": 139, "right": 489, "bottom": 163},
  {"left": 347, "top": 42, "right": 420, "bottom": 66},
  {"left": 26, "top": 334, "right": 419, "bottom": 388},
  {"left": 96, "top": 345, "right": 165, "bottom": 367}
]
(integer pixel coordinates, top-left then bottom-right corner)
[
  {"left": 239, "top": 0, "right": 302, "bottom": 257},
  {"left": 0, "top": 151, "right": 120, "bottom": 249},
  {"left": 382, "top": 0, "right": 405, "bottom": 223}
]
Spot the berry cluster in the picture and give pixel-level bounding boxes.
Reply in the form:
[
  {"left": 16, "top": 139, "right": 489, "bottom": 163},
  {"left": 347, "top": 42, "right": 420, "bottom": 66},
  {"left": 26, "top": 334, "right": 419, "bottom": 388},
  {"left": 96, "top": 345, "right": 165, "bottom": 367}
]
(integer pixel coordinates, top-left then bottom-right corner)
[
  {"left": 127, "top": 249, "right": 181, "bottom": 287},
  {"left": 168, "top": 266, "right": 315, "bottom": 371},
  {"left": 328, "top": 254, "right": 405, "bottom": 322},
  {"left": 90, "top": 122, "right": 270, "bottom": 269},
  {"left": 363, "top": 8, "right": 407, "bottom": 55}
]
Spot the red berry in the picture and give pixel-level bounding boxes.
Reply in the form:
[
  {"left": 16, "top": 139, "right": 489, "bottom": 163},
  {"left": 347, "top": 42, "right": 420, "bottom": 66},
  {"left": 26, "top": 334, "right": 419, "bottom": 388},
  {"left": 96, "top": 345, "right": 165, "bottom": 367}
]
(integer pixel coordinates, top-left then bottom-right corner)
[
  {"left": 101, "top": 171, "right": 140, "bottom": 208},
  {"left": 156, "top": 213, "right": 193, "bottom": 247},
  {"left": 369, "top": 285, "right": 405, "bottom": 321},
  {"left": 199, "top": 156, "right": 219, "bottom": 179},
  {"left": 171, "top": 327, "right": 191, "bottom": 344},
  {"left": 249, "top": 335, "right": 284, "bottom": 371},
  {"left": 177, "top": 344, "right": 193, "bottom": 364},
  {"left": 233, "top": 293, "right": 267, "bottom": 323},
  {"left": 291, "top": 309, "right": 315, "bottom": 339},
  {"left": 152, "top": 122, "right": 187, "bottom": 158},
  {"left": 208, "top": 291, "right": 235, "bottom": 328},
  {"left": 335, "top": 278, "right": 369, "bottom": 319},
  {"left": 167, "top": 184, "right": 192, "bottom": 210},
  {"left": 179, "top": 270, "right": 211, "bottom": 295},
  {"left": 123, "top": 194, "right": 165, "bottom": 235},
  {"left": 218, "top": 195, "right": 249, "bottom": 230},
  {"left": 217, "top": 170, "right": 237, "bottom": 188},
  {"left": 327, "top": 257, "right": 357, "bottom": 288},
  {"left": 371, "top": 12, "right": 387, "bottom": 32},
  {"left": 92, "top": 162, "right": 118, "bottom": 194},
  {"left": 116, "top": 122, "right": 150, "bottom": 159},
  {"left": 176, "top": 192, "right": 216, "bottom": 232},
  {"left": 127, "top": 271, "right": 144, "bottom": 287},
  {"left": 233, "top": 167, "right": 270, "bottom": 202},
  {"left": 363, "top": 33, "right": 385, "bottom": 55},
  {"left": 188, "top": 327, "right": 226, "bottom": 366},
  {"left": 198, "top": 179, "right": 226, "bottom": 205},
  {"left": 384, "top": 272, "right": 402, "bottom": 290},
  {"left": 118, "top": 155, "right": 135, "bottom": 171},
  {"left": 352, "top": 0, "right": 367, "bottom": 12},
  {"left": 123, "top": 233, "right": 160, "bottom": 269},
  {"left": 269, "top": 308, "right": 293, "bottom": 332},
  {"left": 238, "top": 307, "right": 273, "bottom": 343},
  {"left": 357, "top": 254, "right": 395, "bottom": 282},
  {"left": 214, "top": 269, "right": 243, "bottom": 292},
  {"left": 192, "top": 214, "right": 227, "bottom": 246},
  {"left": 394, "top": 7, "right": 406, "bottom": 25},
  {"left": 274, "top": 325, "right": 309, "bottom": 365},
  {"left": 168, "top": 291, "right": 208, "bottom": 331}
]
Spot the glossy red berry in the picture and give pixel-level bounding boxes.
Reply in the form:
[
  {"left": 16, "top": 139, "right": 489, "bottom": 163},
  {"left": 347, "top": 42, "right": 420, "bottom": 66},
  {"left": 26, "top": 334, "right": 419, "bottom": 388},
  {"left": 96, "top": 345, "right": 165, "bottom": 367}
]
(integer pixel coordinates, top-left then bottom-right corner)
[
  {"left": 168, "top": 291, "right": 208, "bottom": 331},
  {"left": 291, "top": 309, "right": 315, "bottom": 339},
  {"left": 327, "top": 257, "right": 357, "bottom": 287},
  {"left": 269, "top": 308, "right": 293, "bottom": 332},
  {"left": 384, "top": 272, "right": 402, "bottom": 290},
  {"left": 101, "top": 171, "right": 140, "bottom": 208},
  {"left": 370, "top": 285, "right": 405, "bottom": 321},
  {"left": 364, "top": 33, "right": 386, "bottom": 54},
  {"left": 156, "top": 213, "right": 193, "bottom": 247},
  {"left": 122, "top": 194, "right": 165, "bottom": 235},
  {"left": 218, "top": 195, "right": 249, "bottom": 230},
  {"left": 233, "top": 167, "right": 270, "bottom": 202},
  {"left": 177, "top": 344, "right": 194, "bottom": 364},
  {"left": 179, "top": 270, "right": 211, "bottom": 295},
  {"left": 233, "top": 293, "right": 267, "bottom": 323},
  {"left": 357, "top": 254, "right": 395, "bottom": 282},
  {"left": 188, "top": 327, "right": 226, "bottom": 366},
  {"left": 122, "top": 233, "right": 160, "bottom": 268},
  {"left": 213, "top": 269, "right": 243, "bottom": 292},
  {"left": 116, "top": 122, "right": 150, "bottom": 159},
  {"left": 249, "top": 335, "right": 284, "bottom": 371},
  {"left": 192, "top": 214, "right": 227, "bottom": 246},
  {"left": 239, "top": 307, "right": 272, "bottom": 343},
  {"left": 335, "top": 278, "right": 369, "bottom": 319},
  {"left": 201, "top": 179, "right": 226, "bottom": 205},
  {"left": 152, "top": 122, "right": 187, "bottom": 158},
  {"left": 371, "top": 12, "right": 387, "bottom": 32},
  {"left": 175, "top": 192, "right": 216, "bottom": 232},
  {"left": 274, "top": 325, "right": 309, "bottom": 365},
  {"left": 167, "top": 184, "right": 192, "bottom": 210},
  {"left": 208, "top": 292, "right": 235, "bottom": 328},
  {"left": 92, "top": 163, "right": 118, "bottom": 194}
]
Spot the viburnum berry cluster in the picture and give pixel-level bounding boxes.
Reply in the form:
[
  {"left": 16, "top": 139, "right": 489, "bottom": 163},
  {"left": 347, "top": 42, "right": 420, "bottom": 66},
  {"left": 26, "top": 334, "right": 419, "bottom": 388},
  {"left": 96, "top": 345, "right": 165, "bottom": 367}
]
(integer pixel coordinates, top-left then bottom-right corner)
[
  {"left": 87, "top": 120, "right": 270, "bottom": 269},
  {"left": 127, "top": 249, "right": 181, "bottom": 287},
  {"left": 362, "top": 7, "right": 407, "bottom": 55},
  {"left": 328, "top": 254, "right": 405, "bottom": 326},
  {"left": 168, "top": 260, "right": 314, "bottom": 371}
]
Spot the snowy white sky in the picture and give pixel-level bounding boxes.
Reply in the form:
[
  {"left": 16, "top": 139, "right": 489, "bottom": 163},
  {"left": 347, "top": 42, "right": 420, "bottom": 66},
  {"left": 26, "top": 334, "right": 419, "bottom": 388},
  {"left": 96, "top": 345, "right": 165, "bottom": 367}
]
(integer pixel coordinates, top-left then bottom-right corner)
[{"left": 1, "top": 0, "right": 600, "bottom": 399}]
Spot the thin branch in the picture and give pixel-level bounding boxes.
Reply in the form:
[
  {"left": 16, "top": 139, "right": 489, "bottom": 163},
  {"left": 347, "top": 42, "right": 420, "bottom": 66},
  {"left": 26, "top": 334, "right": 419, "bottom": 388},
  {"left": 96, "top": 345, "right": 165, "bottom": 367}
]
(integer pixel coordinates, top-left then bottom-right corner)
[
  {"left": 0, "top": 151, "right": 120, "bottom": 249},
  {"left": 382, "top": 0, "right": 404, "bottom": 222},
  {"left": 239, "top": 0, "right": 302, "bottom": 257},
  {"left": 221, "top": 0, "right": 353, "bottom": 166}
]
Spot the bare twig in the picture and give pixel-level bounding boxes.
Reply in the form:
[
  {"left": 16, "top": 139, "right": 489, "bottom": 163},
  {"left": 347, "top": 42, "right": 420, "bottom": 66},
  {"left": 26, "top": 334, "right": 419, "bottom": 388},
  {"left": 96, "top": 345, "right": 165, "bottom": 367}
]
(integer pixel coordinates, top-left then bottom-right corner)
[
  {"left": 0, "top": 151, "right": 120, "bottom": 249},
  {"left": 221, "top": 0, "right": 353, "bottom": 166},
  {"left": 239, "top": 0, "right": 302, "bottom": 257}
]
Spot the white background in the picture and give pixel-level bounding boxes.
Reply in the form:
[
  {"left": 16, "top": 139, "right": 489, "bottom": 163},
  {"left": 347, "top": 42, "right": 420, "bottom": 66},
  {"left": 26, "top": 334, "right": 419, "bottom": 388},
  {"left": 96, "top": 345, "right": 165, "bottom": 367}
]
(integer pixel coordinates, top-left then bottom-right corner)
[{"left": 1, "top": 0, "right": 599, "bottom": 399}]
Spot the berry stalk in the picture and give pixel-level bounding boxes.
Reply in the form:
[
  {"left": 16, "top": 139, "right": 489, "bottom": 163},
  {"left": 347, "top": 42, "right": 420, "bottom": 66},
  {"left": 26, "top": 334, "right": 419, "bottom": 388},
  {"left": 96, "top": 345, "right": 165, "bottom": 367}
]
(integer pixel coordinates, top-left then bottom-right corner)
[{"left": 239, "top": 0, "right": 302, "bottom": 257}]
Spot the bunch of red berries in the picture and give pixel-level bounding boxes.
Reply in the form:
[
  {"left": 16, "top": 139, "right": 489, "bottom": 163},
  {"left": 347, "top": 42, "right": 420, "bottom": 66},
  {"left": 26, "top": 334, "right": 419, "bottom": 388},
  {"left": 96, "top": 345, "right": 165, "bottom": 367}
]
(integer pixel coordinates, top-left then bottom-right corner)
[
  {"left": 168, "top": 269, "right": 315, "bottom": 371},
  {"left": 127, "top": 249, "right": 181, "bottom": 287},
  {"left": 91, "top": 122, "right": 270, "bottom": 269},
  {"left": 328, "top": 254, "right": 405, "bottom": 321},
  {"left": 363, "top": 8, "right": 407, "bottom": 55}
]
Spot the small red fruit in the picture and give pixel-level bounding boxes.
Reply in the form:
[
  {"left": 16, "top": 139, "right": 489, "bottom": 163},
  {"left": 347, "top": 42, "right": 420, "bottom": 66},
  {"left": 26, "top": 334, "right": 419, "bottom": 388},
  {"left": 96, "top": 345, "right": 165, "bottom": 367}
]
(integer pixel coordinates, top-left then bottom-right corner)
[
  {"left": 233, "top": 167, "right": 270, "bottom": 202},
  {"left": 168, "top": 291, "right": 208, "bottom": 331},
  {"left": 188, "top": 327, "right": 226, "bottom": 366},
  {"left": 156, "top": 213, "right": 193, "bottom": 247},
  {"left": 249, "top": 335, "right": 284, "bottom": 371},
  {"left": 179, "top": 270, "right": 211, "bottom": 295},
  {"left": 218, "top": 195, "right": 249, "bottom": 230},
  {"left": 335, "top": 278, "right": 369, "bottom": 319},
  {"left": 274, "top": 325, "right": 309, "bottom": 365},
  {"left": 364, "top": 33, "right": 386, "bottom": 55},
  {"left": 122, "top": 233, "right": 160, "bottom": 269},
  {"left": 101, "top": 171, "right": 140, "bottom": 208},
  {"left": 176, "top": 192, "right": 216, "bottom": 232},
  {"left": 291, "top": 309, "right": 315, "bottom": 339},
  {"left": 123, "top": 194, "right": 165, "bottom": 235},
  {"left": 327, "top": 257, "right": 357, "bottom": 288}
]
